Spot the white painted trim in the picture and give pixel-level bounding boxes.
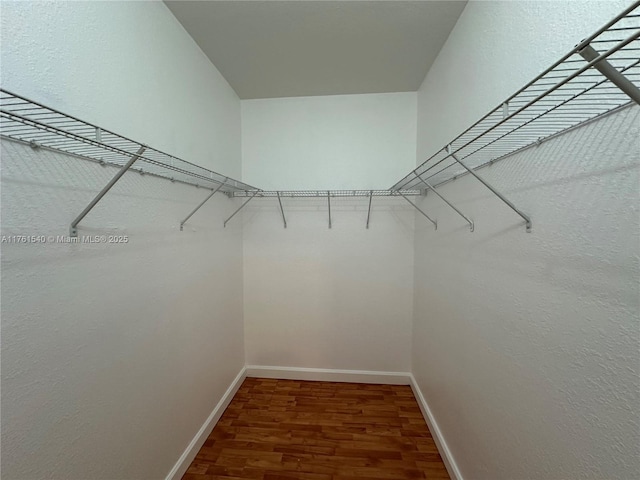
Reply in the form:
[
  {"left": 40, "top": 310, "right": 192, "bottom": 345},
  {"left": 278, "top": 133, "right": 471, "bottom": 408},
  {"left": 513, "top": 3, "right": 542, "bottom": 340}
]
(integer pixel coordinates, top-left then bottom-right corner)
[
  {"left": 409, "top": 373, "right": 463, "bottom": 480},
  {"left": 246, "top": 365, "right": 411, "bottom": 385},
  {"left": 165, "top": 367, "right": 247, "bottom": 480}
]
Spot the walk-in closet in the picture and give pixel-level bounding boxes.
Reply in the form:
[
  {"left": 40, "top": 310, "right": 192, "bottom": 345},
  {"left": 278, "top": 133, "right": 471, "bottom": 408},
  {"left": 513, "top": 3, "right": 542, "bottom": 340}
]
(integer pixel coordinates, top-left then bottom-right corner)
[{"left": 1, "top": 1, "right": 638, "bottom": 479}]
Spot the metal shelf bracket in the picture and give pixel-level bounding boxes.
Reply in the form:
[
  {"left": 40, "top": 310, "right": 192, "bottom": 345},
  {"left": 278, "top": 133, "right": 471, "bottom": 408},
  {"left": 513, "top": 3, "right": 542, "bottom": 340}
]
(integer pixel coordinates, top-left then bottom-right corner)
[
  {"left": 578, "top": 43, "right": 640, "bottom": 105},
  {"left": 180, "top": 178, "right": 227, "bottom": 231},
  {"left": 69, "top": 145, "right": 147, "bottom": 237},
  {"left": 413, "top": 172, "right": 474, "bottom": 232},
  {"left": 447, "top": 145, "right": 531, "bottom": 232},
  {"left": 400, "top": 193, "right": 437, "bottom": 230},
  {"left": 223, "top": 191, "right": 258, "bottom": 228},
  {"left": 277, "top": 191, "right": 287, "bottom": 228},
  {"left": 327, "top": 191, "right": 332, "bottom": 229},
  {"left": 366, "top": 190, "right": 373, "bottom": 229}
]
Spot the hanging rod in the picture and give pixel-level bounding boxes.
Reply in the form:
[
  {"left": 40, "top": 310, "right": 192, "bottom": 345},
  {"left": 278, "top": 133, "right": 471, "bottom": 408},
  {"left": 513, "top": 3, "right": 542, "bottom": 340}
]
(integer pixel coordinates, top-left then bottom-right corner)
[
  {"left": 390, "top": 2, "right": 640, "bottom": 232},
  {"left": 0, "top": 88, "right": 259, "bottom": 236}
]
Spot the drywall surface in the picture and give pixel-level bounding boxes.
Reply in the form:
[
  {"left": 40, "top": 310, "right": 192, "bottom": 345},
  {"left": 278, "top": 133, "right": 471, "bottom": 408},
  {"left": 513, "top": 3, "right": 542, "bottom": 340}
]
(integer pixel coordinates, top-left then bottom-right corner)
[
  {"left": 416, "top": 0, "right": 632, "bottom": 162},
  {"left": 412, "top": 105, "right": 640, "bottom": 477},
  {"left": 241, "top": 92, "right": 416, "bottom": 372},
  {"left": 1, "top": 2, "right": 245, "bottom": 479},
  {"left": 243, "top": 196, "right": 414, "bottom": 372},
  {"left": 241, "top": 92, "right": 416, "bottom": 190},
  {"left": 1, "top": 140, "right": 245, "bottom": 480},
  {"left": 0, "top": 0, "right": 242, "bottom": 178}
]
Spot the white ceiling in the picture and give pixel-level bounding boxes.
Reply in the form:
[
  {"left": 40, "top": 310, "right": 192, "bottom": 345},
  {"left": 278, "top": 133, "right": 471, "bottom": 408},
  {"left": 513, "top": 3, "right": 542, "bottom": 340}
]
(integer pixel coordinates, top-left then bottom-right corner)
[{"left": 165, "top": 1, "right": 467, "bottom": 99}]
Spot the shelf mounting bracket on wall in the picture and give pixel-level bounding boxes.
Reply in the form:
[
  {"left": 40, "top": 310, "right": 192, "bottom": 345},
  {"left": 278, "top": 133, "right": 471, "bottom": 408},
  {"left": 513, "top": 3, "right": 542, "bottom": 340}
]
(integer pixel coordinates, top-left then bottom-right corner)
[
  {"left": 578, "top": 43, "right": 640, "bottom": 104},
  {"left": 447, "top": 146, "right": 532, "bottom": 233},
  {"left": 69, "top": 145, "right": 147, "bottom": 237},
  {"left": 366, "top": 190, "right": 373, "bottom": 229},
  {"left": 180, "top": 178, "right": 227, "bottom": 231},
  {"left": 327, "top": 191, "right": 332, "bottom": 229},
  {"left": 224, "top": 191, "right": 258, "bottom": 228},
  {"left": 399, "top": 193, "right": 437, "bottom": 230},
  {"left": 277, "top": 191, "right": 287, "bottom": 228},
  {"left": 413, "top": 172, "right": 474, "bottom": 231}
]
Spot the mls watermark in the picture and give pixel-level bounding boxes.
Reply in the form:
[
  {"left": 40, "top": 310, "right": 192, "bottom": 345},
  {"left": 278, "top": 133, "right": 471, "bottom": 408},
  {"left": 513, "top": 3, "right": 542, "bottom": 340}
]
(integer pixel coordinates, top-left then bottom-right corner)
[{"left": 1, "top": 235, "right": 129, "bottom": 244}]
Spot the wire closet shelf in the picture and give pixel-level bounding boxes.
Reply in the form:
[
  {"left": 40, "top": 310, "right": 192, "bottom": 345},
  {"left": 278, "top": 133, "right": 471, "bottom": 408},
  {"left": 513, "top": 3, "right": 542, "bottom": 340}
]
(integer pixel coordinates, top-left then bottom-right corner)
[
  {"left": 0, "top": 89, "right": 258, "bottom": 193},
  {"left": 0, "top": 3, "right": 638, "bottom": 234},
  {"left": 232, "top": 190, "right": 421, "bottom": 197},
  {"left": 391, "top": 1, "right": 640, "bottom": 207}
]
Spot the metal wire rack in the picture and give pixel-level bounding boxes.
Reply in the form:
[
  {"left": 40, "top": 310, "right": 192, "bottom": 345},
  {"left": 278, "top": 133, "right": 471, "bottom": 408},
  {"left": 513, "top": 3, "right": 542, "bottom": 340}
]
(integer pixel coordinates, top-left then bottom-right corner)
[
  {"left": 0, "top": 89, "right": 258, "bottom": 193},
  {"left": 0, "top": 88, "right": 262, "bottom": 235},
  {"left": 390, "top": 1, "right": 640, "bottom": 231},
  {"left": 227, "top": 189, "right": 424, "bottom": 230},
  {"left": 232, "top": 190, "right": 420, "bottom": 197},
  {"left": 1, "top": 3, "right": 637, "bottom": 234}
]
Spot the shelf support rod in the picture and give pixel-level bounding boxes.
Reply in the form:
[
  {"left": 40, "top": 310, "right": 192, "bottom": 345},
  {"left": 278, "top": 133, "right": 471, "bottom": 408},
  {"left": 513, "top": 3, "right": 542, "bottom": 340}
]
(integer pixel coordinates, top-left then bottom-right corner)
[
  {"left": 413, "top": 173, "right": 474, "bottom": 232},
  {"left": 366, "top": 190, "right": 373, "bottom": 229},
  {"left": 180, "top": 178, "right": 227, "bottom": 231},
  {"left": 277, "top": 191, "right": 287, "bottom": 228},
  {"left": 399, "top": 193, "right": 437, "bottom": 230},
  {"left": 578, "top": 43, "right": 640, "bottom": 105},
  {"left": 70, "top": 145, "right": 146, "bottom": 237},
  {"left": 448, "top": 146, "right": 531, "bottom": 232},
  {"left": 224, "top": 191, "right": 258, "bottom": 228},
  {"left": 327, "top": 191, "right": 332, "bottom": 229}
]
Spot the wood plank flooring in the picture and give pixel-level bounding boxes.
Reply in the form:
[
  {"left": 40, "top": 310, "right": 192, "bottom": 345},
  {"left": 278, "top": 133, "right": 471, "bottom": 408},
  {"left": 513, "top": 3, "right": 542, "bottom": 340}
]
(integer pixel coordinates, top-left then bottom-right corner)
[{"left": 183, "top": 378, "right": 450, "bottom": 480}]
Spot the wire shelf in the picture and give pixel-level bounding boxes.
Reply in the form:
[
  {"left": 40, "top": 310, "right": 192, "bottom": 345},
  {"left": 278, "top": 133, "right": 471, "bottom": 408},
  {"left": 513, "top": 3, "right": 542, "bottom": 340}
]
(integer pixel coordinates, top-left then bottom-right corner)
[
  {"left": 232, "top": 190, "right": 422, "bottom": 198},
  {"left": 391, "top": 2, "right": 640, "bottom": 191},
  {"left": 0, "top": 89, "right": 258, "bottom": 193},
  {"left": 1, "top": 3, "right": 637, "bottom": 234}
]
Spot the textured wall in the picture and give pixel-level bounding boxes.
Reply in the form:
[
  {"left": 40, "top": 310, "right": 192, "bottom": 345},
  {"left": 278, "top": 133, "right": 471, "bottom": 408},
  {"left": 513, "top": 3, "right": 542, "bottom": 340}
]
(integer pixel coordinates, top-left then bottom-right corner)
[
  {"left": 0, "top": 1, "right": 245, "bottom": 479},
  {"left": 416, "top": 0, "right": 632, "bottom": 163},
  {"left": 1, "top": 140, "right": 245, "bottom": 479},
  {"left": 413, "top": 2, "right": 639, "bottom": 478},
  {"left": 412, "top": 105, "right": 640, "bottom": 479},
  {"left": 241, "top": 93, "right": 417, "bottom": 372},
  {"left": 241, "top": 92, "right": 417, "bottom": 190},
  {"left": 0, "top": 0, "right": 242, "bottom": 178},
  {"left": 243, "top": 197, "right": 414, "bottom": 372}
]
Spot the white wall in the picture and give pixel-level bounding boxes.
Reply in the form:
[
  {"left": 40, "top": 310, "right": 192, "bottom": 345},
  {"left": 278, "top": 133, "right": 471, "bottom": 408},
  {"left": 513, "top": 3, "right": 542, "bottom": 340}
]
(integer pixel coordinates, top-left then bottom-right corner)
[
  {"left": 412, "top": 1, "right": 639, "bottom": 479},
  {"left": 241, "top": 93, "right": 417, "bottom": 372},
  {"left": 1, "top": 2, "right": 245, "bottom": 479},
  {"left": 416, "top": 0, "right": 632, "bottom": 162},
  {"left": 242, "top": 93, "right": 416, "bottom": 189},
  {"left": 243, "top": 197, "right": 414, "bottom": 372}
]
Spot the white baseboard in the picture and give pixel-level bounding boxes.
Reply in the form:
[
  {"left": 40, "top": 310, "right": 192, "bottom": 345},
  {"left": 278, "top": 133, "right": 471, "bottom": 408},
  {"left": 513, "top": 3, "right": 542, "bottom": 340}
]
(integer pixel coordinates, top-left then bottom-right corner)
[
  {"left": 165, "top": 366, "right": 461, "bottom": 480},
  {"left": 245, "top": 365, "right": 411, "bottom": 385},
  {"left": 165, "top": 367, "right": 247, "bottom": 480},
  {"left": 409, "top": 374, "right": 463, "bottom": 480}
]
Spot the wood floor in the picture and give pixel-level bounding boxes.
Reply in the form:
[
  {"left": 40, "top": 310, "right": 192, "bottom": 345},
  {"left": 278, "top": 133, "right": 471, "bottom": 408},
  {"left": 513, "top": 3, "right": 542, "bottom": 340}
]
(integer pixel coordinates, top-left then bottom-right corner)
[{"left": 182, "top": 377, "right": 450, "bottom": 480}]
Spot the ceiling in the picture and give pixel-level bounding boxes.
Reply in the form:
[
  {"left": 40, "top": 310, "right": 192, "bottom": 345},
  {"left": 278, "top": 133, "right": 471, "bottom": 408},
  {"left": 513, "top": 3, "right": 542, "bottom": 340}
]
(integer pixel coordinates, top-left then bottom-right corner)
[{"left": 165, "top": 1, "right": 467, "bottom": 99}]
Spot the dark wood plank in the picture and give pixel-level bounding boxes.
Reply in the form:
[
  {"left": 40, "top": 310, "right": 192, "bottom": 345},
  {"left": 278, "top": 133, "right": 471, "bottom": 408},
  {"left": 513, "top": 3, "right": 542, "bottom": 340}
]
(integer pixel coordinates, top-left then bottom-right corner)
[{"left": 183, "top": 378, "right": 450, "bottom": 480}]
